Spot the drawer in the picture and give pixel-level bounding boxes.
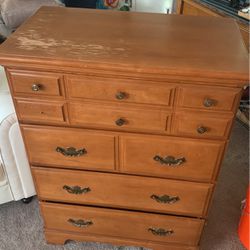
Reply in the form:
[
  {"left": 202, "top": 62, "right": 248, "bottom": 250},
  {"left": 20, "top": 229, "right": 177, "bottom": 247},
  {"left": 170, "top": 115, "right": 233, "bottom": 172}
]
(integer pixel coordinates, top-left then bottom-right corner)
[
  {"left": 177, "top": 85, "right": 241, "bottom": 112},
  {"left": 22, "top": 126, "right": 115, "bottom": 171},
  {"left": 120, "top": 135, "right": 225, "bottom": 182},
  {"left": 45, "top": 230, "right": 199, "bottom": 250},
  {"left": 32, "top": 167, "right": 212, "bottom": 217},
  {"left": 15, "top": 99, "right": 67, "bottom": 124},
  {"left": 69, "top": 102, "right": 171, "bottom": 134},
  {"left": 41, "top": 202, "right": 204, "bottom": 246},
  {"left": 173, "top": 111, "right": 233, "bottom": 139},
  {"left": 7, "top": 69, "right": 64, "bottom": 97},
  {"left": 67, "top": 75, "right": 175, "bottom": 106}
]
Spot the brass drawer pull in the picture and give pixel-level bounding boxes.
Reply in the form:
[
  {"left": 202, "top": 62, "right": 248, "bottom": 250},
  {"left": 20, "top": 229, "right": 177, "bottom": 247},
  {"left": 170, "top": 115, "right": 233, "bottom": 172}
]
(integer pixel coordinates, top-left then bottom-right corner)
[
  {"left": 204, "top": 98, "right": 216, "bottom": 107},
  {"left": 116, "top": 91, "right": 127, "bottom": 100},
  {"left": 63, "top": 185, "right": 91, "bottom": 194},
  {"left": 56, "top": 147, "right": 87, "bottom": 157},
  {"left": 68, "top": 218, "right": 93, "bottom": 228},
  {"left": 151, "top": 194, "right": 180, "bottom": 204},
  {"left": 31, "top": 83, "right": 41, "bottom": 91},
  {"left": 115, "top": 118, "right": 126, "bottom": 126},
  {"left": 153, "top": 155, "right": 186, "bottom": 166},
  {"left": 148, "top": 227, "right": 174, "bottom": 236},
  {"left": 197, "top": 126, "right": 207, "bottom": 134}
]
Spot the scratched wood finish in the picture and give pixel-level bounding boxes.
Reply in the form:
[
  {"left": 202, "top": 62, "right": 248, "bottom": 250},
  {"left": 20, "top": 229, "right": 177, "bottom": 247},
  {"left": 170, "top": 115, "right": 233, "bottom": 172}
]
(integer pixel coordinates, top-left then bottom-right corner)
[
  {"left": 40, "top": 202, "right": 204, "bottom": 246},
  {"left": 32, "top": 167, "right": 213, "bottom": 217},
  {"left": 0, "top": 7, "right": 248, "bottom": 82}
]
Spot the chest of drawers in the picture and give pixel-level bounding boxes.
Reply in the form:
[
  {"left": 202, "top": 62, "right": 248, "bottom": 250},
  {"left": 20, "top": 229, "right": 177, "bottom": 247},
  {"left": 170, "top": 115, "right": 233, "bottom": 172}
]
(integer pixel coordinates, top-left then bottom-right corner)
[{"left": 0, "top": 7, "right": 248, "bottom": 250}]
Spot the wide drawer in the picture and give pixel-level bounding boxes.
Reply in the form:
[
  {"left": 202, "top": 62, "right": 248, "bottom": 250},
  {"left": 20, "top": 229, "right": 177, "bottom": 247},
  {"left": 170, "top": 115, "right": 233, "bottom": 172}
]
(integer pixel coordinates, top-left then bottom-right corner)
[
  {"left": 41, "top": 202, "right": 204, "bottom": 246},
  {"left": 22, "top": 126, "right": 115, "bottom": 171},
  {"left": 15, "top": 99, "right": 67, "bottom": 124},
  {"left": 7, "top": 69, "right": 64, "bottom": 97},
  {"left": 32, "top": 167, "right": 212, "bottom": 217},
  {"left": 177, "top": 85, "right": 241, "bottom": 112},
  {"left": 69, "top": 102, "right": 171, "bottom": 134},
  {"left": 120, "top": 134, "right": 225, "bottom": 182},
  {"left": 67, "top": 75, "right": 175, "bottom": 106},
  {"left": 173, "top": 111, "right": 233, "bottom": 139}
]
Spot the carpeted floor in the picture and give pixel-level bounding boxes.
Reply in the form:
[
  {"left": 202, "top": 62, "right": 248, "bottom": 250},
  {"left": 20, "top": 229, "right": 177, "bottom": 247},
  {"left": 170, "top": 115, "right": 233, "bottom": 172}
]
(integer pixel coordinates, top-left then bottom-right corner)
[{"left": 0, "top": 120, "right": 248, "bottom": 250}]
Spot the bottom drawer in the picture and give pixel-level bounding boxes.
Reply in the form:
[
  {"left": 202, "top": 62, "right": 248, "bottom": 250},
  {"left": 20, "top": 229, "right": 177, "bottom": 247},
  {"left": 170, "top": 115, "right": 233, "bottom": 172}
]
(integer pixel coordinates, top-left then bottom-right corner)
[{"left": 41, "top": 202, "right": 204, "bottom": 246}]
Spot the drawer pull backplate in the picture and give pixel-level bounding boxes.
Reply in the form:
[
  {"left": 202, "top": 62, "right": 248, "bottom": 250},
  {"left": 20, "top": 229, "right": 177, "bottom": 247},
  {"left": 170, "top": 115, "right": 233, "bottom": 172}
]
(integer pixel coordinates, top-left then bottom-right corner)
[
  {"left": 151, "top": 194, "right": 180, "bottom": 204},
  {"left": 68, "top": 218, "right": 93, "bottom": 228},
  {"left": 148, "top": 227, "right": 174, "bottom": 236},
  {"left": 153, "top": 155, "right": 186, "bottom": 166},
  {"left": 56, "top": 147, "right": 87, "bottom": 157},
  {"left": 63, "top": 185, "right": 91, "bottom": 194}
]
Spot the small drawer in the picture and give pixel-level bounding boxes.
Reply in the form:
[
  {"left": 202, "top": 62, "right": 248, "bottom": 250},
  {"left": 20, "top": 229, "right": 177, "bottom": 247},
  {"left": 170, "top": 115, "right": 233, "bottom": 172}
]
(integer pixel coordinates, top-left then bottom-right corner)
[
  {"left": 32, "top": 167, "right": 212, "bottom": 217},
  {"left": 120, "top": 134, "right": 225, "bottom": 182},
  {"left": 15, "top": 99, "right": 67, "bottom": 124},
  {"left": 7, "top": 69, "right": 64, "bottom": 97},
  {"left": 69, "top": 102, "right": 171, "bottom": 134},
  {"left": 41, "top": 202, "right": 204, "bottom": 246},
  {"left": 177, "top": 85, "right": 241, "bottom": 112},
  {"left": 173, "top": 112, "right": 233, "bottom": 139},
  {"left": 67, "top": 75, "right": 175, "bottom": 106},
  {"left": 22, "top": 126, "right": 115, "bottom": 171}
]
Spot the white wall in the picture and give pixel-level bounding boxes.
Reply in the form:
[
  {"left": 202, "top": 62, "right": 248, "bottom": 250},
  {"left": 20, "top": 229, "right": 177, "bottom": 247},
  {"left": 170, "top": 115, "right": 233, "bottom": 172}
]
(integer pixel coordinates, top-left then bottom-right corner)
[{"left": 131, "top": 0, "right": 174, "bottom": 14}]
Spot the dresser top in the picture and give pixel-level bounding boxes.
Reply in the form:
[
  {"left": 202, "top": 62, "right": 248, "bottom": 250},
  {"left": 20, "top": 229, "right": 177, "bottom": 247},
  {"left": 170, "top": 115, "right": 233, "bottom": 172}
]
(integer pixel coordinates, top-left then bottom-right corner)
[{"left": 0, "top": 7, "right": 248, "bottom": 82}]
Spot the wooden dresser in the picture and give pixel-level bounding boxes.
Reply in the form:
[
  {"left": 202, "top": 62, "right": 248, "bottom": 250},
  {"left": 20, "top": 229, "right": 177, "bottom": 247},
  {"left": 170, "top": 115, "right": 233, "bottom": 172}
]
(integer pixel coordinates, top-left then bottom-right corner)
[{"left": 0, "top": 7, "right": 248, "bottom": 250}]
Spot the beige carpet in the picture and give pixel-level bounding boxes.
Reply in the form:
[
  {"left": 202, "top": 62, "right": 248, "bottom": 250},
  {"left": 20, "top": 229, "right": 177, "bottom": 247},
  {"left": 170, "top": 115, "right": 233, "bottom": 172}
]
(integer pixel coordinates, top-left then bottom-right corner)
[{"left": 0, "top": 121, "right": 248, "bottom": 250}]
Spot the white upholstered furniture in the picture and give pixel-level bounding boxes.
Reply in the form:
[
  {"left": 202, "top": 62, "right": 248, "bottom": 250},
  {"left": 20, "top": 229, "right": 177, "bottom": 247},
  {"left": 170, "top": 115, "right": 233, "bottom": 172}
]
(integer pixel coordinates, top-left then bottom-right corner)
[{"left": 0, "top": 66, "right": 35, "bottom": 204}]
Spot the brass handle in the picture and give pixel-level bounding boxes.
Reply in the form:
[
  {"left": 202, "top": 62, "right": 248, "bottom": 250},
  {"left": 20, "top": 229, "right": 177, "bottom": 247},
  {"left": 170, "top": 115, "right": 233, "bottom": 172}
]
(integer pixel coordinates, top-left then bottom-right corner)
[
  {"left": 68, "top": 218, "right": 93, "bottom": 228},
  {"left": 56, "top": 147, "right": 87, "bottom": 157},
  {"left": 151, "top": 194, "right": 180, "bottom": 204},
  {"left": 197, "top": 126, "right": 207, "bottom": 134},
  {"left": 63, "top": 185, "right": 91, "bottom": 194},
  {"left": 148, "top": 227, "right": 174, "bottom": 236},
  {"left": 116, "top": 91, "right": 127, "bottom": 100},
  {"left": 31, "top": 83, "right": 41, "bottom": 91},
  {"left": 115, "top": 118, "right": 126, "bottom": 126},
  {"left": 203, "top": 98, "right": 216, "bottom": 107},
  {"left": 153, "top": 155, "right": 186, "bottom": 166}
]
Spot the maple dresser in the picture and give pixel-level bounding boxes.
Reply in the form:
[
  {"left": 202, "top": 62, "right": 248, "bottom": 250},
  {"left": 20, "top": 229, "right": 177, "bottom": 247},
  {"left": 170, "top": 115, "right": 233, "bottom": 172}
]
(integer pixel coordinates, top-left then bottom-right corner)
[{"left": 0, "top": 6, "right": 248, "bottom": 250}]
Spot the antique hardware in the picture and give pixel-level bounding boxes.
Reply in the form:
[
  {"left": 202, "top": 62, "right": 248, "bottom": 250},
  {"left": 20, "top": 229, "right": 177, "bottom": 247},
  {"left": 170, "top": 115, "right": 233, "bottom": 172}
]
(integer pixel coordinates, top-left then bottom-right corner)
[
  {"left": 63, "top": 185, "right": 91, "bottom": 194},
  {"left": 31, "top": 83, "right": 41, "bottom": 91},
  {"left": 148, "top": 227, "right": 174, "bottom": 236},
  {"left": 115, "top": 118, "right": 126, "bottom": 126},
  {"left": 203, "top": 98, "right": 216, "bottom": 107},
  {"left": 151, "top": 194, "right": 180, "bottom": 204},
  {"left": 68, "top": 218, "right": 93, "bottom": 228},
  {"left": 56, "top": 147, "right": 87, "bottom": 157},
  {"left": 197, "top": 126, "right": 208, "bottom": 134},
  {"left": 153, "top": 155, "right": 186, "bottom": 166},
  {"left": 116, "top": 91, "right": 127, "bottom": 100}
]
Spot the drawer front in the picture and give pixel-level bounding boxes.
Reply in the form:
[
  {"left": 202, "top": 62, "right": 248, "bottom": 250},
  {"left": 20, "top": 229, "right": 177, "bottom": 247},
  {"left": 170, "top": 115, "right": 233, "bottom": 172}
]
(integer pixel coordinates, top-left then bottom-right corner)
[
  {"left": 41, "top": 202, "right": 204, "bottom": 246},
  {"left": 67, "top": 76, "right": 175, "bottom": 106},
  {"left": 173, "top": 112, "right": 233, "bottom": 139},
  {"left": 16, "top": 99, "right": 67, "bottom": 124},
  {"left": 177, "top": 86, "right": 241, "bottom": 112},
  {"left": 22, "top": 126, "right": 115, "bottom": 170},
  {"left": 8, "top": 70, "right": 63, "bottom": 97},
  {"left": 120, "top": 135, "right": 225, "bottom": 182},
  {"left": 70, "top": 102, "right": 171, "bottom": 133},
  {"left": 32, "top": 167, "right": 212, "bottom": 217}
]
